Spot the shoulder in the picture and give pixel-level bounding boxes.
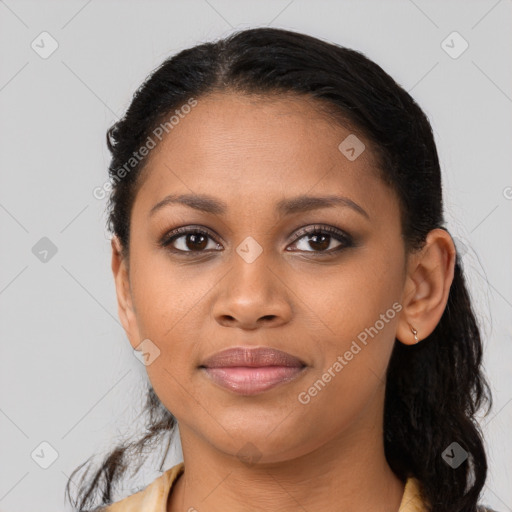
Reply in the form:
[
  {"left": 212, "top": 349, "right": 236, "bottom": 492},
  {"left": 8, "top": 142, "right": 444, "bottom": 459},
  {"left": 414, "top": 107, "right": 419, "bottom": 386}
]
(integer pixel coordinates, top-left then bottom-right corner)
[
  {"left": 99, "top": 462, "right": 185, "bottom": 512},
  {"left": 400, "top": 477, "right": 500, "bottom": 512}
]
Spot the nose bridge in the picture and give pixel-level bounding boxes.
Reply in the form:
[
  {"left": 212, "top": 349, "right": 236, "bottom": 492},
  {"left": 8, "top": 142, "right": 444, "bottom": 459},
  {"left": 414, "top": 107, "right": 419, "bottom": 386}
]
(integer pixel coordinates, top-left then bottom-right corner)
[
  {"left": 230, "top": 233, "right": 276, "bottom": 301},
  {"left": 211, "top": 233, "right": 291, "bottom": 327}
]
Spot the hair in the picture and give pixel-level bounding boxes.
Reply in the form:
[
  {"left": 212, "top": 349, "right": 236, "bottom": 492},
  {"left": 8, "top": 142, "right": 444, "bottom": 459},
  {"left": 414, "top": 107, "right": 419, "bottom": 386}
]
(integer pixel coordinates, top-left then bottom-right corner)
[{"left": 66, "top": 27, "right": 493, "bottom": 512}]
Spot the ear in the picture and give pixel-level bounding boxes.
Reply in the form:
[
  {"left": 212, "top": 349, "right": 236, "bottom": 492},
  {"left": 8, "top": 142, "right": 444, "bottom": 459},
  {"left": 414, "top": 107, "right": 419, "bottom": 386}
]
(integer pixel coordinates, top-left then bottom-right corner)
[
  {"left": 396, "top": 228, "right": 456, "bottom": 346},
  {"left": 111, "top": 236, "right": 141, "bottom": 350}
]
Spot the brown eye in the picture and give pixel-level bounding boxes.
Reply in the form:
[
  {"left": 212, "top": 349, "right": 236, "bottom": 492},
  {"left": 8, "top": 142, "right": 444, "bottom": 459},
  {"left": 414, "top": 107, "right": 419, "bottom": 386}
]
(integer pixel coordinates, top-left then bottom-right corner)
[
  {"left": 160, "top": 227, "right": 221, "bottom": 254},
  {"left": 159, "top": 224, "right": 353, "bottom": 257},
  {"left": 287, "top": 225, "right": 353, "bottom": 254},
  {"left": 179, "top": 232, "right": 209, "bottom": 251}
]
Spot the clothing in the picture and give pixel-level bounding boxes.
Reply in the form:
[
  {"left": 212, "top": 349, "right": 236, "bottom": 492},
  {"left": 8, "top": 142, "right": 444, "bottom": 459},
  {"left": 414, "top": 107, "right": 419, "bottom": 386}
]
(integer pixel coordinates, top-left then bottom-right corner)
[
  {"left": 101, "top": 462, "right": 184, "bottom": 512},
  {"left": 101, "top": 461, "right": 430, "bottom": 511}
]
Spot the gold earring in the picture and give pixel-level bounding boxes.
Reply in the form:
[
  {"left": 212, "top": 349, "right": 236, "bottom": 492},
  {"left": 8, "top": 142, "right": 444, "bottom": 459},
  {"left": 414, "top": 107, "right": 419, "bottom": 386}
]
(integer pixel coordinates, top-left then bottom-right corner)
[{"left": 410, "top": 325, "right": 419, "bottom": 342}]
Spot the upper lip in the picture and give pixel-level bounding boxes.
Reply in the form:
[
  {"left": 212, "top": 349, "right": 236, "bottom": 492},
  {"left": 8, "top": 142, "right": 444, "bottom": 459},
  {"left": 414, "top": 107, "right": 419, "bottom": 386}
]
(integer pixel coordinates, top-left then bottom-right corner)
[{"left": 200, "top": 346, "right": 306, "bottom": 368}]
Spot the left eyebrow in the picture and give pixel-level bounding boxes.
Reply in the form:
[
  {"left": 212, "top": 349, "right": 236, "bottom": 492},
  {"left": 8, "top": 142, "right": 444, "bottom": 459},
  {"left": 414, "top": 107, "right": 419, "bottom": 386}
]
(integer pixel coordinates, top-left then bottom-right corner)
[
  {"left": 149, "top": 193, "right": 369, "bottom": 220},
  {"left": 276, "top": 194, "right": 369, "bottom": 220}
]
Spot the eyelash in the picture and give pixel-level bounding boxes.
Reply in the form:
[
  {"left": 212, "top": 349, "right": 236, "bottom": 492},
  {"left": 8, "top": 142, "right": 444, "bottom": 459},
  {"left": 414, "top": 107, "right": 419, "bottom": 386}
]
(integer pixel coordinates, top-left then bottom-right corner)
[{"left": 159, "top": 224, "right": 354, "bottom": 257}]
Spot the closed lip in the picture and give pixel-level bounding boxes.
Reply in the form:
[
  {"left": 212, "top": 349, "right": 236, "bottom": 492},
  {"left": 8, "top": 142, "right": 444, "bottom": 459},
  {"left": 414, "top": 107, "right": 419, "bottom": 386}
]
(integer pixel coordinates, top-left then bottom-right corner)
[{"left": 199, "top": 346, "right": 306, "bottom": 369}]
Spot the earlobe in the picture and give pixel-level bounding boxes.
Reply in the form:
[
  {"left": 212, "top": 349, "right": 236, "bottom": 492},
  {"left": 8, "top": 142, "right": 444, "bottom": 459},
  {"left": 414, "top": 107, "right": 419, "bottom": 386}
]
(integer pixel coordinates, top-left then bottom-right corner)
[{"left": 396, "top": 229, "right": 457, "bottom": 346}]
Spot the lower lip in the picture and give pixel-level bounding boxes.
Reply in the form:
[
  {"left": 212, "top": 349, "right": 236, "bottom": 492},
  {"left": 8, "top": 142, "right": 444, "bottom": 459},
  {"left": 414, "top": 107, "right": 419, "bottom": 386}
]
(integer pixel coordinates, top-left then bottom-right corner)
[{"left": 201, "top": 366, "right": 306, "bottom": 395}]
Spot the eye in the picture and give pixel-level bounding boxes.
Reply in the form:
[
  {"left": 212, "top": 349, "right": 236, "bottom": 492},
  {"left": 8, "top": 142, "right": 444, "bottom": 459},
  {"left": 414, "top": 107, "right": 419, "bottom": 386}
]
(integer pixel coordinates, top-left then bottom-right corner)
[
  {"left": 159, "top": 224, "right": 354, "bottom": 256},
  {"left": 159, "top": 226, "right": 221, "bottom": 254},
  {"left": 287, "top": 225, "right": 353, "bottom": 254}
]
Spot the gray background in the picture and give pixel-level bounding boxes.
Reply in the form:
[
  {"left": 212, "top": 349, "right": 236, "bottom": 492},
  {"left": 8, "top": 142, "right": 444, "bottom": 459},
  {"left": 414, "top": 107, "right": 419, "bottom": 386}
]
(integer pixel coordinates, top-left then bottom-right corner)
[{"left": 1, "top": 1, "right": 511, "bottom": 511}]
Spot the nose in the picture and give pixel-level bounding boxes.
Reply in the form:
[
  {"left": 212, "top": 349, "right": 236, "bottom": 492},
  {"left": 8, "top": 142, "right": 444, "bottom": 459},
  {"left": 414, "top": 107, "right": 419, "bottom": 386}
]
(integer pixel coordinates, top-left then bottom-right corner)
[{"left": 211, "top": 253, "right": 293, "bottom": 330}]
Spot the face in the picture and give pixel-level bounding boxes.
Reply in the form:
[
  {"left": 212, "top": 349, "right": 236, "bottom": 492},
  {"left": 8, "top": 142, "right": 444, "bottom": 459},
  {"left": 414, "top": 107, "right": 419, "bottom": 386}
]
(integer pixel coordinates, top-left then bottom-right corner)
[{"left": 113, "top": 91, "right": 410, "bottom": 463}]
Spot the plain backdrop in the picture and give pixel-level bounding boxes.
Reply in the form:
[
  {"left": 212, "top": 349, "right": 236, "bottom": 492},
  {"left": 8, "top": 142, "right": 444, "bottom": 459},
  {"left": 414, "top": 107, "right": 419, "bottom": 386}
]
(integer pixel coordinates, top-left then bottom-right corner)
[{"left": 0, "top": 1, "right": 511, "bottom": 511}]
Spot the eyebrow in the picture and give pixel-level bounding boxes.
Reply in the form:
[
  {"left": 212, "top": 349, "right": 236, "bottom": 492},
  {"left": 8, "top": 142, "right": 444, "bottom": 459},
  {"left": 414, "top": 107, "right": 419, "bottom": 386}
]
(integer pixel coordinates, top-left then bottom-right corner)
[{"left": 149, "top": 193, "right": 369, "bottom": 220}]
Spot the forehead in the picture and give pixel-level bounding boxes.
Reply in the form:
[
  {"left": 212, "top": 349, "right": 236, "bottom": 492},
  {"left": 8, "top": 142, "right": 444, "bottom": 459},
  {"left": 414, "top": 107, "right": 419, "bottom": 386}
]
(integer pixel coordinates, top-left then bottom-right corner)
[
  {"left": 132, "top": 91, "right": 394, "bottom": 219},
  {"left": 145, "top": 91, "right": 372, "bottom": 168}
]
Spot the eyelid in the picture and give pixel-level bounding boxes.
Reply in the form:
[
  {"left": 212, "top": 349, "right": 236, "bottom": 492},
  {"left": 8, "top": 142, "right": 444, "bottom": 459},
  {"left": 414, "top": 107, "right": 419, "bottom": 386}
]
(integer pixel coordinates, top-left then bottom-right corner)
[
  {"left": 159, "top": 224, "right": 221, "bottom": 247},
  {"left": 160, "top": 223, "right": 354, "bottom": 255},
  {"left": 288, "top": 224, "right": 352, "bottom": 244}
]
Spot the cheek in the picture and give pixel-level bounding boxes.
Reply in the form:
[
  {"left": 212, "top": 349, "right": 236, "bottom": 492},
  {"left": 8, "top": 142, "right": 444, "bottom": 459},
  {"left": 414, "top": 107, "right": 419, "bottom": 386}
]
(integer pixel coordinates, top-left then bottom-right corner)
[
  {"left": 128, "top": 249, "right": 218, "bottom": 396},
  {"left": 294, "top": 304, "right": 399, "bottom": 443},
  {"left": 318, "top": 252, "right": 403, "bottom": 327},
  {"left": 310, "top": 245, "right": 404, "bottom": 384},
  {"left": 130, "top": 246, "right": 210, "bottom": 336}
]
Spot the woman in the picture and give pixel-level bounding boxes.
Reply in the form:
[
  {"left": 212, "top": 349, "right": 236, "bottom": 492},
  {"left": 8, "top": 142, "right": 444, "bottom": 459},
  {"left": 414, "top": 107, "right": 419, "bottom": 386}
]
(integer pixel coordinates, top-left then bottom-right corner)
[{"left": 66, "top": 27, "right": 495, "bottom": 512}]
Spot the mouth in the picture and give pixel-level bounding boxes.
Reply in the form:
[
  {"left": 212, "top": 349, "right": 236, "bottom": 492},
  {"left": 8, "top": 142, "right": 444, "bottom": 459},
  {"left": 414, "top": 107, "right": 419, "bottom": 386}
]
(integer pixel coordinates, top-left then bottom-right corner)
[{"left": 199, "top": 346, "right": 307, "bottom": 396}]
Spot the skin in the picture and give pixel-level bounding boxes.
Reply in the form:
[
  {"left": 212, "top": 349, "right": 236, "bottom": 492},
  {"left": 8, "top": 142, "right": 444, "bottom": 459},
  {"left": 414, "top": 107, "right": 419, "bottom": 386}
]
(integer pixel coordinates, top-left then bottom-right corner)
[{"left": 111, "top": 91, "right": 456, "bottom": 512}]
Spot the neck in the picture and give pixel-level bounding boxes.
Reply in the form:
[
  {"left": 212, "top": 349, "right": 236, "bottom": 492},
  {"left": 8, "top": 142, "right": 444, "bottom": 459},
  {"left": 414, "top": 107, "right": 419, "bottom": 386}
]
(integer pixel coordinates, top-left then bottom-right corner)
[{"left": 167, "top": 386, "right": 405, "bottom": 512}]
